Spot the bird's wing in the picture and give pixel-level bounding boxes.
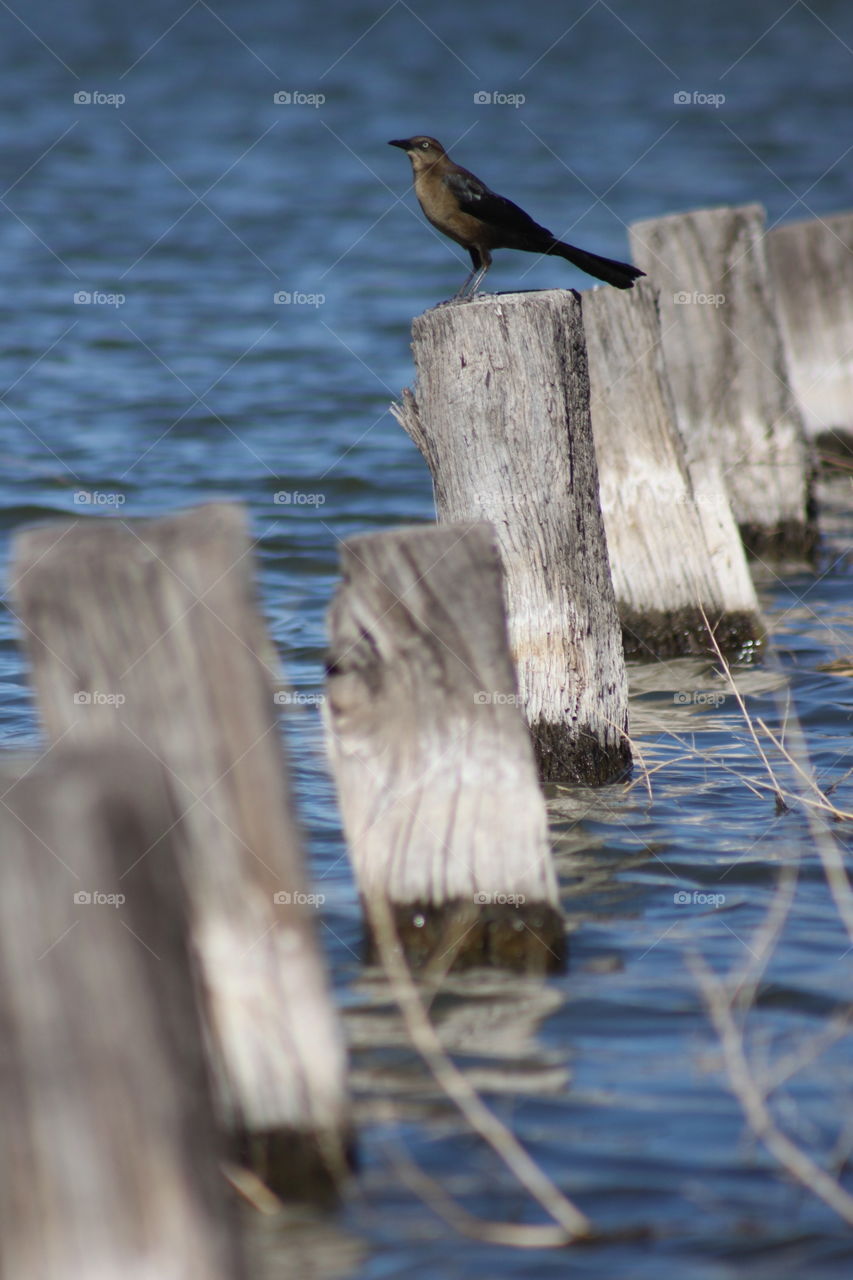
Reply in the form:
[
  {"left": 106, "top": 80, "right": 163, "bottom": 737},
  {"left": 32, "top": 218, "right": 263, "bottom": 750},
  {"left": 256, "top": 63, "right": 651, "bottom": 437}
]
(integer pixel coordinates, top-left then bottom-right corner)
[{"left": 443, "top": 167, "right": 552, "bottom": 238}]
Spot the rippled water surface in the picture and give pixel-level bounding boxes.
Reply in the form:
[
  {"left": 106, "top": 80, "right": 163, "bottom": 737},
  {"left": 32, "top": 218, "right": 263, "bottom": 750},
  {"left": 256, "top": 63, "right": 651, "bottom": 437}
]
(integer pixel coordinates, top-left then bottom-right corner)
[{"left": 1, "top": 2, "right": 852, "bottom": 1276}]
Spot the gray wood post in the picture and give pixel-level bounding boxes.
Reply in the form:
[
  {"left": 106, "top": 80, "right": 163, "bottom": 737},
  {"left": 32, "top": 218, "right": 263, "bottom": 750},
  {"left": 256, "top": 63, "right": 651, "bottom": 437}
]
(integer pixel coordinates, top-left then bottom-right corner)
[
  {"left": 10, "top": 503, "right": 351, "bottom": 1199},
  {"left": 324, "top": 523, "right": 564, "bottom": 972},
  {"left": 581, "top": 281, "right": 763, "bottom": 658},
  {"left": 629, "top": 205, "right": 816, "bottom": 558},
  {"left": 766, "top": 211, "right": 853, "bottom": 461},
  {"left": 0, "top": 743, "right": 245, "bottom": 1280},
  {"left": 392, "top": 291, "right": 630, "bottom": 784}
]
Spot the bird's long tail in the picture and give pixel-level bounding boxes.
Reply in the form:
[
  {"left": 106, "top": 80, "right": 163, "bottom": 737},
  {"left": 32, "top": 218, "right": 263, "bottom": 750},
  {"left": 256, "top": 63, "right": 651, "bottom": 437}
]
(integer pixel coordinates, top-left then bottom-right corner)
[{"left": 546, "top": 239, "right": 645, "bottom": 290}]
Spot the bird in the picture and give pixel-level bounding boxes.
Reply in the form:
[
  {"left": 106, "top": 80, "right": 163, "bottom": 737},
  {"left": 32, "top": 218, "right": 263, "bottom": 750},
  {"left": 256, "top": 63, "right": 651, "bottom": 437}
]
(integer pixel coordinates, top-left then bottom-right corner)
[{"left": 388, "top": 135, "right": 645, "bottom": 299}]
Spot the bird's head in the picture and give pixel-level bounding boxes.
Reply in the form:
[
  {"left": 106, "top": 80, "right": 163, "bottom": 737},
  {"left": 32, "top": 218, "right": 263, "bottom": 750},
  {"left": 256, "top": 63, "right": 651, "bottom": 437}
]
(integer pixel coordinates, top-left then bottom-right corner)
[{"left": 388, "top": 136, "right": 447, "bottom": 172}]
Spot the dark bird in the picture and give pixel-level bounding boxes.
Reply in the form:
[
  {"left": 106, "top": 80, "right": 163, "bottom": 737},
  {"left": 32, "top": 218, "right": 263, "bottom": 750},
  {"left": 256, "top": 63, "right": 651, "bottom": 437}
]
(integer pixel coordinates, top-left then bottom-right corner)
[{"left": 389, "top": 135, "right": 645, "bottom": 299}]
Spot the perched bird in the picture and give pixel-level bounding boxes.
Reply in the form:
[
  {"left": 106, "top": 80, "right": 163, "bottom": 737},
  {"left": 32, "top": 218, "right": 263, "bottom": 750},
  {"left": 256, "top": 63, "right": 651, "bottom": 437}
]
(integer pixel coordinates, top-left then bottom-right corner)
[{"left": 389, "top": 135, "right": 645, "bottom": 299}]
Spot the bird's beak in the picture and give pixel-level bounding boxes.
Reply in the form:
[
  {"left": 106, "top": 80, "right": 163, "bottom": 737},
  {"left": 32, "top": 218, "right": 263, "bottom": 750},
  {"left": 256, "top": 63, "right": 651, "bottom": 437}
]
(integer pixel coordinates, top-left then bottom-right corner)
[{"left": 388, "top": 139, "right": 412, "bottom": 151}]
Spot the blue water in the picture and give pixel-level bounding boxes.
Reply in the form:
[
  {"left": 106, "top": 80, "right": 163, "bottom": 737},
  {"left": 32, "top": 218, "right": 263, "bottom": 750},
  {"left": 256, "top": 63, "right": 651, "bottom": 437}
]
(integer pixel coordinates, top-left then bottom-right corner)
[{"left": 1, "top": 1, "right": 852, "bottom": 1275}]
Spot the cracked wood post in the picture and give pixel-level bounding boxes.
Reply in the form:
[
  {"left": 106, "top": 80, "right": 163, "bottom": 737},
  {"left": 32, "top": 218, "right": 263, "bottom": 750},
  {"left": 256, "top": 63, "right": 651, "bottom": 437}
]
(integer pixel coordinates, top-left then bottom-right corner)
[
  {"left": 581, "top": 281, "right": 764, "bottom": 659},
  {"left": 392, "top": 291, "right": 630, "bottom": 784},
  {"left": 766, "top": 211, "right": 853, "bottom": 463},
  {"left": 0, "top": 742, "right": 245, "bottom": 1280},
  {"left": 629, "top": 204, "right": 816, "bottom": 558},
  {"left": 324, "top": 522, "right": 564, "bottom": 973},
  {"left": 11, "top": 503, "right": 350, "bottom": 1201}
]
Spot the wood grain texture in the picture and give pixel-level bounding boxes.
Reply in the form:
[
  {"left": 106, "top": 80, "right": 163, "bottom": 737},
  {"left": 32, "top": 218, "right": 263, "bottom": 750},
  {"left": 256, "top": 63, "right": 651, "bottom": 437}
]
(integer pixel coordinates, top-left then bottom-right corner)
[
  {"left": 393, "top": 291, "right": 630, "bottom": 784},
  {"left": 582, "top": 281, "right": 763, "bottom": 658},
  {"left": 0, "top": 743, "right": 245, "bottom": 1280},
  {"left": 11, "top": 504, "right": 350, "bottom": 1198},
  {"left": 324, "top": 522, "right": 564, "bottom": 972},
  {"left": 629, "top": 205, "right": 816, "bottom": 558},
  {"left": 766, "top": 211, "right": 853, "bottom": 459}
]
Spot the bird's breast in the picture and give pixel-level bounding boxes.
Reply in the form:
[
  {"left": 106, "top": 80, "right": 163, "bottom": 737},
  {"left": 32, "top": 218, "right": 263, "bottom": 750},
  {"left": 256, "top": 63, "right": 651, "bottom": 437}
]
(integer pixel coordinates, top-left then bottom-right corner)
[{"left": 414, "top": 175, "right": 490, "bottom": 248}]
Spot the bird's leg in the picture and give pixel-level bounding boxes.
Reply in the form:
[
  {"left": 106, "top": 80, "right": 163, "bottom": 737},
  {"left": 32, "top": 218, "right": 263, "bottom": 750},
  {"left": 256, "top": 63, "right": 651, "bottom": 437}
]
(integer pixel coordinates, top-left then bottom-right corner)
[
  {"left": 463, "top": 247, "right": 492, "bottom": 299},
  {"left": 452, "top": 264, "right": 478, "bottom": 300},
  {"left": 466, "top": 259, "right": 491, "bottom": 296},
  {"left": 452, "top": 246, "right": 490, "bottom": 301}
]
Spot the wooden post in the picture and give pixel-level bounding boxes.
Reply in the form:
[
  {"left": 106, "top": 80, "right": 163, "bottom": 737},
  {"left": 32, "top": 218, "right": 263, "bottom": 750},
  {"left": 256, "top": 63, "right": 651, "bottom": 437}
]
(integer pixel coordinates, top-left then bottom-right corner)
[
  {"left": 11, "top": 504, "right": 351, "bottom": 1199},
  {"left": 766, "top": 211, "right": 853, "bottom": 462},
  {"left": 324, "top": 522, "right": 564, "bottom": 972},
  {"left": 581, "top": 281, "right": 764, "bottom": 658},
  {"left": 392, "top": 291, "right": 630, "bottom": 784},
  {"left": 0, "top": 743, "right": 245, "bottom": 1279},
  {"left": 629, "top": 205, "right": 816, "bottom": 558}
]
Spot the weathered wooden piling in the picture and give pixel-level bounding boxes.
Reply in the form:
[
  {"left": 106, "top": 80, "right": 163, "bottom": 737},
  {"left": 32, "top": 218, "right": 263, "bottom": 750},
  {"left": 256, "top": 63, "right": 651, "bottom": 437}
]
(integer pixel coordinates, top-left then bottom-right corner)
[
  {"left": 629, "top": 205, "right": 816, "bottom": 558},
  {"left": 581, "top": 281, "right": 763, "bottom": 658},
  {"left": 324, "top": 522, "right": 564, "bottom": 972},
  {"left": 392, "top": 291, "right": 630, "bottom": 784},
  {"left": 766, "top": 211, "right": 853, "bottom": 463},
  {"left": 11, "top": 504, "right": 350, "bottom": 1199},
  {"left": 0, "top": 743, "right": 244, "bottom": 1279}
]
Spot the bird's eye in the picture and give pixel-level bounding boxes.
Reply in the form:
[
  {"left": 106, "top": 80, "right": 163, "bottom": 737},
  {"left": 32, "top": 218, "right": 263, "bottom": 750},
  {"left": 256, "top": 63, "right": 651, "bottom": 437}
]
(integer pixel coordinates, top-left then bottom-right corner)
[{"left": 420, "top": 140, "right": 430, "bottom": 150}]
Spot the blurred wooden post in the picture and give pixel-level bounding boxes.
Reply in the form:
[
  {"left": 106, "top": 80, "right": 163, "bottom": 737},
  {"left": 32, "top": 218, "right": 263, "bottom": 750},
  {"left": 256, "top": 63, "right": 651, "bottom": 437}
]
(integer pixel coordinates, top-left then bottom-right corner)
[
  {"left": 766, "top": 211, "right": 853, "bottom": 463},
  {"left": 392, "top": 291, "right": 630, "bottom": 784},
  {"left": 581, "top": 281, "right": 763, "bottom": 658},
  {"left": 629, "top": 204, "right": 816, "bottom": 558},
  {"left": 0, "top": 743, "right": 244, "bottom": 1280},
  {"left": 11, "top": 504, "right": 350, "bottom": 1199},
  {"left": 324, "top": 523, "right": 564, "bottom": 972}
]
